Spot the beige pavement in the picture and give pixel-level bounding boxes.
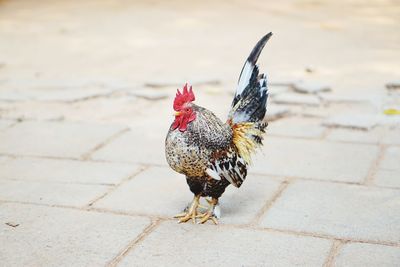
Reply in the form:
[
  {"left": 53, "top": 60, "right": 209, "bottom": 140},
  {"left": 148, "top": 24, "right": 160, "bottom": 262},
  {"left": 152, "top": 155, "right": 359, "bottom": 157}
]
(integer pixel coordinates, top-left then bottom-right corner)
[{"left": 0, "top": 0, "right": 400, "bottom": 266}]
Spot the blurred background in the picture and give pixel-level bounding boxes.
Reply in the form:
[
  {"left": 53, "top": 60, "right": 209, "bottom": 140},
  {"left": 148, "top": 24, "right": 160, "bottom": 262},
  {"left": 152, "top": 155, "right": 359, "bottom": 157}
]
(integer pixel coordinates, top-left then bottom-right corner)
[
  {"left": 0, "top": 0, "right": 399, "bottom": 130},
  {"left": 1, "top": 1, "right": 400, "bottom": 265}
]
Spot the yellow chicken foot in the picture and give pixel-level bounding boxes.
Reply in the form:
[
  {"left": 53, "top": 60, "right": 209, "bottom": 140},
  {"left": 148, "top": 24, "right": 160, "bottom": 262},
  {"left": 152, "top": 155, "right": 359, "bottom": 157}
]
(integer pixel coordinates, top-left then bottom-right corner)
[
  {"left": 198, "top": 198, "right": 219, "bottom": 225},
  {"left": 174, "top": 195, "right": 201, "bottom": 223}
]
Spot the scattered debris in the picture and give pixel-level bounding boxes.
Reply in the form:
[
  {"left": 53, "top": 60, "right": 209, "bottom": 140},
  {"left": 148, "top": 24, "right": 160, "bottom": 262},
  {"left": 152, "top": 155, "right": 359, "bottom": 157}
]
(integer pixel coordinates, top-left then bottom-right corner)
[
  {"left": 273, "top": 93, "right": 320, "bottom": 106},
  {"left": 384, "top": 108, "right": 400, "bottom": 115},
  {"left": 0, "top": 86, "right": 117, "bottom": 102},
  {"left": 291, "top": 81, "right": 331, "bottom": 94},
  {"left": 265, "top": 106, "right": 290, "bottom": 121},
  {"left": 48, "top": 116, "right": 65, "bottom": 121},
  {"left": 5, "top": 222, "right": 19, "bottom": 228},
  {"left": 144, "top": 80, "right": 221, "bottom": 89},
  {"left": 319, "top": 93, "right": 383, "bottom": 108},
  {"left": 129, "top": 89, "right": 169, "bottom": 100},
  {"left": 269, "top": 81, "right": 296, "bottom": 87},
  {"left": 203, "top": 86, "right": 224, "bottom": 95},
  {"left": 323, "top": 114, "right": 379, "bottom": 131},
  {"left": 269, "top": 76, "right": 301, "bottom": 87},
  {"left": 305, "top": 67, "right": 315, "bottom": 73},
  {"left": 385, "top": 82, "right": 400, "bottom": 90},
  {"left": 37, "top": 88, "right": 117, "bottom": 102},
  {"left": 269, "top": 85, "right": 290, "bottom": 97}
]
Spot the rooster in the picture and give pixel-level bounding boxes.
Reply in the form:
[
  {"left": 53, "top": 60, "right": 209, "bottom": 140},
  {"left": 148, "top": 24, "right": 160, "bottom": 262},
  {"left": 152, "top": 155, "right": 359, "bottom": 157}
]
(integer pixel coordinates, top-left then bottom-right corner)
[{"left": 165, "top": 33, "right": 272, "bottom": 224}]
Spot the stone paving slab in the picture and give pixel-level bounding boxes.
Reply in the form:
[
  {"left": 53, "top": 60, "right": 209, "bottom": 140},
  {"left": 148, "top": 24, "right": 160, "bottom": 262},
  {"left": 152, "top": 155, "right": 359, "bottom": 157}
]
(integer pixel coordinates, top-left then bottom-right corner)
[
  {"left": 119, "top": 221, "right": 332, "bottom": 267},
  {"left": 265, "top": 105, "right": 291, "bottom": 121},
  {"left": 94, "top": 166, "right": 192, "bottom": 217},
  {"left": 0, "top": 179, "right": 110, "bottom": 207},
  {"left": 0, "top": 121, "right": 126, "bottom": 158},
  {"left": 91, "top": 129, "right": 167, "bottom": 165},
  {"left": 334, "top": 243, "right": 400, "bottom": 267},
  {"left": 297, "top": 102, "right": 378, "bottom": 120},
  {"left": 291, "top": 81, "right": 331, "bottom": 94},
  {"left": 0, "top": 157, "right": 139, "bottom": 185},
  {"left": 379, "top": 147, "right": 400, "bottom": 170},
  {"left": 0, "top": 1, "right": 399, "bottom": 266},
  {"left": 0, "top": 203, "right": 150, "bottom": 266},
  {"left": 374, "top": 170, "right": 400, "bottom": 189},
  {"left": 260, "top": 180, "right": 400, "bottom": 243},
  {"left": 267, "top": 116, "right": 325, "bottom": 138},
  {"left": 251, "top": 137, "right": 379, "bottom": 183},
  {"left": 382, "top": 128, "right": 400, "bottom": 145},
  {"left": 0, "top": 155, "right": 9, "bottom": 164},
  {"left": 0, "top": 86, "right": 116, "bottom": 102},
  {"left": 219, "top": 175, "right": 283, "bottom": 224},
  {"left": 95, "top": 166, "right": 283, "bottom": 224},
  {"left": 326, "top": 128, "right": 383, "bottom": 144},
  {"left": 0, "top": 120, "right": 15, "bottom": 130},
  {"left": 326, "top": 127, "right": 400, "bottom": 145},
  {"left": 272, "top": 93, "right": 321, "bottom": 106},
  {"left": 323, "top": 114, "right": 379, "bottom": 130},
  {"left": 319, "top": 92, "right": 382, "bottom": 105},
  {"left": 373, "top": 147, "right": 400, "bottom": 188}
]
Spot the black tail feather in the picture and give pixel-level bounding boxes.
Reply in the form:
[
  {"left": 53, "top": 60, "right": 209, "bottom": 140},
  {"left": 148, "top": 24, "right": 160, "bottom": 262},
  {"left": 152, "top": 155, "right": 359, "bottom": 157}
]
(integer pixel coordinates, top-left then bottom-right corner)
[
  {"left": 230, "top": 33, "right": 272, "bottom": 124},
  {"left": 245, "top": 32, "right": 273, "bottom": 71}
]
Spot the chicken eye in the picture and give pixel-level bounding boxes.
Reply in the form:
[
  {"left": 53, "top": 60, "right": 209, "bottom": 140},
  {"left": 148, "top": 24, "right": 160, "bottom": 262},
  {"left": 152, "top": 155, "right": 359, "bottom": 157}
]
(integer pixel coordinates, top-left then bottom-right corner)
[{"left": 185, "top": 108, "right": 191, "bottom": 112}]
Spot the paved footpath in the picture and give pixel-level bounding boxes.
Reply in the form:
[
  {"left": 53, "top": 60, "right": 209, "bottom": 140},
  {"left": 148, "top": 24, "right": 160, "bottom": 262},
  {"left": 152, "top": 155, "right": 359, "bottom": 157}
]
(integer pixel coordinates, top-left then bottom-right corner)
[{"left": 0, "top": 0, "right": 400, "bottom": 266}]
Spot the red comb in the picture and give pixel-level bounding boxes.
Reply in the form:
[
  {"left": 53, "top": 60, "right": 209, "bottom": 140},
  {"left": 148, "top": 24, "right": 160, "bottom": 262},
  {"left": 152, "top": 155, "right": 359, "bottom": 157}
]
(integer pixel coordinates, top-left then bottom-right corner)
[{"left": 173, "top": 83, "right": 195, "bottom": 111}]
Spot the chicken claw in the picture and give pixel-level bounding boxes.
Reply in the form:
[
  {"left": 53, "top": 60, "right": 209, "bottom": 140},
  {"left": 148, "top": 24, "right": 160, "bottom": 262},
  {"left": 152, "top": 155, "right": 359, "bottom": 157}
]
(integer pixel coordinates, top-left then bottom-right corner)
[
  {"left": 197, "top": 198, "right": 219, "bottom": 225},
  {"left": 174, "top": 195, "right": 201, "bottom": 224}
]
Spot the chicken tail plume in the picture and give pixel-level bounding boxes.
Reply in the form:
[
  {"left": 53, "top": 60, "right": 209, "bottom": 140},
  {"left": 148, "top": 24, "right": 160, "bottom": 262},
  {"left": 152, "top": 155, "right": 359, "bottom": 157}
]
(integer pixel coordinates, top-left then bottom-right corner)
[{"left": 228, "top": 32, "right": 272, "bottom": 164}]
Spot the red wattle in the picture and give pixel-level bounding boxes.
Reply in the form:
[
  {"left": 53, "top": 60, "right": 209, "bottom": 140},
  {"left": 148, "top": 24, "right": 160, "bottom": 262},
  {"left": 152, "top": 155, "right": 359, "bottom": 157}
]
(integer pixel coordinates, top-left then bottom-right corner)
[
  {"left": 172, "top": 117, "right": 180, "bottom": 130},
  {"left": 179, "top": 115, "right": 189, "bottom": 132},
  {"left": 172, "top": 112, "right": 196, "bottom": 132}
]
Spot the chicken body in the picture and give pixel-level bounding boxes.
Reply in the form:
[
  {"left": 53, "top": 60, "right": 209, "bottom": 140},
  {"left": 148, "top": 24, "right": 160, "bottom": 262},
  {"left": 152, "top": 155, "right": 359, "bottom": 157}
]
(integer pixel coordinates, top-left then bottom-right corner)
[
  {"left": 165, "top": 105, "right": 239, "bottom": 199},
  {"left": 165, "top": 33, "right": 272, "bottom": 224}
]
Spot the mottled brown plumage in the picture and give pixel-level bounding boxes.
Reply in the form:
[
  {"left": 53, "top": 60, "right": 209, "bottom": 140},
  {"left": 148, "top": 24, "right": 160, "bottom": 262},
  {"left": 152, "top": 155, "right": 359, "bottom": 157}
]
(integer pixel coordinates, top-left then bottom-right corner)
[{"left": 165, "top": 33, "right": 272, "bottom": 224}]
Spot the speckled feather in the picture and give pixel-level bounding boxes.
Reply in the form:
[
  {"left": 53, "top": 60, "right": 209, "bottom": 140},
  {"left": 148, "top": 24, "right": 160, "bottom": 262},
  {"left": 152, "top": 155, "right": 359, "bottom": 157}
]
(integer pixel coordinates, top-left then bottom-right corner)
[
  {"left": 165, "top": 105, "right": 233, "bottom": 178},
  {"left": 165, "top": 33, "right": 272, "bottom": 200}
]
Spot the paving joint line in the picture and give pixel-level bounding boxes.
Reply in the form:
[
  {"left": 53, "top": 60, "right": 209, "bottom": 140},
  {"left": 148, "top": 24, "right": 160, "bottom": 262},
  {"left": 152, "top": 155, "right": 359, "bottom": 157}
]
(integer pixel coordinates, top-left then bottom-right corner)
[
  {"left": 81, "top": 127, "right": 130, "bottom": 160},
  {"left": 0, "top": 153, "right": 170, "bottom": 167},
  {"left": 106, "top": 219, "right": 161, "bottom": 267},
  {"left": 0, "top": 153, "right": 79, "bottom": 161},
  {"left": 249, "top": 171, "right": 400, "bottom": 191},
  {"left": 249, "top": 178, "right": 292, "bottom": 226},
  {"left": 364, "top": 144, "right": 387, "bottom": 186},
  {"left": 263, "top": 132, "right": 383, "bottom": 146},
  {"left": 0, "top": 177, "right": 117, "bottom": 186},
  {"left": 221, "top": 223, "right": 400, "bottom": 248},
  {"left": 0, "top": 199, "right": 161, "bottom": 220},
  {"left": 2, "top": 200, "right": 400, "bottom": 248},
  {"left": 0, "top": 132, "right": 388, "bottom": 161},
  {"left": 254, "top": 226, "right": 400, "bottom": 248},
  {"left": 0, "top": 200, "right": 82, "bottom": 211},
  {"left": 1, "top": 152, "right": 399, "bottom": 191},
  {"left": 2, "top": 118, "right": 400, "bottom": 147},
  {"left": 89, "top": 207, "right": 164, "bottom": 221},
  {"left": 320, "top": 126, "right": 333, "bottom": 140},
  {"left": 323, "top": 240, "right": 346, "bottom": 267},
  {"left": 85, "top": 165, "right": 149, "bottom": 208},
  {"left": 7, "top": 120, "right": 21, "bottom": 129}
]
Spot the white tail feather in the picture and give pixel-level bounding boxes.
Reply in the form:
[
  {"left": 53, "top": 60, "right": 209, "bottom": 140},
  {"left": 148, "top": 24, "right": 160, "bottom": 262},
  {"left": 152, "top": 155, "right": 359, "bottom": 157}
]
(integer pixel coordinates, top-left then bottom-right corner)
[{"left": 236, "top": 60, "right": 254, "bottom": 97}]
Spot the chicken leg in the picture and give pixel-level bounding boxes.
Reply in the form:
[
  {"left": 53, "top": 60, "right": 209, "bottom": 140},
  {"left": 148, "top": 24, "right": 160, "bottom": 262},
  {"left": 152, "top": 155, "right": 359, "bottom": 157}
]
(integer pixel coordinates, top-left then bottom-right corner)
[
  {"left": 174, "top": 195, "right": 201, "bottom": 223},
  {"left": 197, "top": 198, "right": 219, "bottom": 225}
]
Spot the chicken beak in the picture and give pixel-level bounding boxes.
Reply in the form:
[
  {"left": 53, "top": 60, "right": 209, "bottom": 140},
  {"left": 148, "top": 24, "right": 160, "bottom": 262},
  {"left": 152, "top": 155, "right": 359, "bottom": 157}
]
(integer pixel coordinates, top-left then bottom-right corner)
[{"left": 174, "top": 111, "right": 182, "bottom": 116}]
